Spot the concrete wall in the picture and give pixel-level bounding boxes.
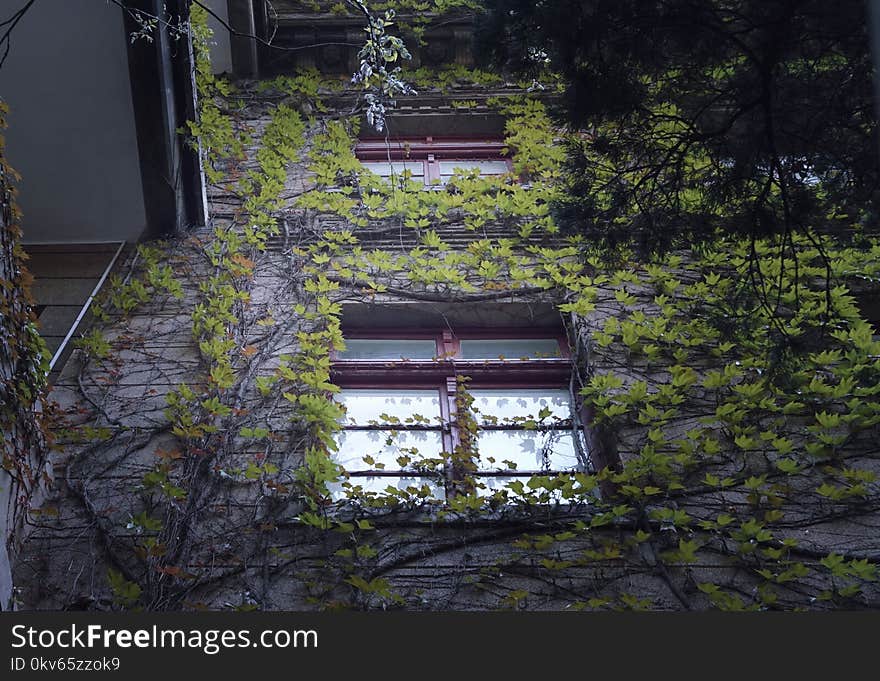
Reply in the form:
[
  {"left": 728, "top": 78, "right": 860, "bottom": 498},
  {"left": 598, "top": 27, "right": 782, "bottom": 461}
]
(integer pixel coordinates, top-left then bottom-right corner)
[{"left": 0, "top": 0, "right": 146, "bottom": 244}]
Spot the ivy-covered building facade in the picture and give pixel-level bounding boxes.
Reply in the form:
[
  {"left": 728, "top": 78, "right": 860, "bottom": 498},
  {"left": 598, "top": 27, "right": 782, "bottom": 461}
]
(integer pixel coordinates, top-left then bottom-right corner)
[{"left": 9, "top": 2, "right": 880, "bottom": 611}]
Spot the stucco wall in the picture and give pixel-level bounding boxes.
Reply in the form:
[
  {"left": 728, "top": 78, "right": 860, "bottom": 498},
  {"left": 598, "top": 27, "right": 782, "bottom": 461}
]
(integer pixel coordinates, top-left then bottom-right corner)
[{"left": 0, "top": 0, "right": 146, "bottom": 244}]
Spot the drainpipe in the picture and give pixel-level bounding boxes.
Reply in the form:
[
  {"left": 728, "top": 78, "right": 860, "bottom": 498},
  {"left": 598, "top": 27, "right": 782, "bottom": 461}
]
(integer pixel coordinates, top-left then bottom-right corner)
[
  {"left": 123, "top": 0, "right": 207, "bottom": 237},
  {"left": 228, "top": 0, "right": 260, "bottom": 78}
]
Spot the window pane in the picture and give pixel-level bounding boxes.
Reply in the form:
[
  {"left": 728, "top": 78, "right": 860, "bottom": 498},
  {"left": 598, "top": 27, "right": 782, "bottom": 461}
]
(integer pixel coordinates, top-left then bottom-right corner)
[
  {"left": 336, "top": 388, "right": 442, "bottom": 425},
  {"left": 438, "top": 160, "right": 509, "bottom": 177},
  {"left": 333, "top": 430, "right": 444, "bottom": 470},
  {"left": 329, "top": 476, "right": 446, "bottom": 500},
  {"left": 459, "top": 338, "right": 562, "bottom": 360},
  {"left": 361, "top": 160, "right": 424, "bottom": 178},
  {"left": 476, "top": 429, "right": 580, "bottom": 472},
  {"left": 469, "top": 389, "right": 571, "bottom": 425},
  {"left": 338, "top": 339, "right": 437, "bottom": 360},
  {"left": 474, "top": 474, "right": 585, "bottom": 503},
  {"left": 475, "top": 475, "right": 516, "bottom": 497}
]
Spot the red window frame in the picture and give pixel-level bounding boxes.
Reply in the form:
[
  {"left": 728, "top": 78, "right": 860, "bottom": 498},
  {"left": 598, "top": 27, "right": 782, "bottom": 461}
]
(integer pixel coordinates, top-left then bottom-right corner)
[
  {"left": 330, "top": 328, "right": 587, "bottom": 499},
  {"left": 355, "top": 136, "right": 512, "bottom": 186}
]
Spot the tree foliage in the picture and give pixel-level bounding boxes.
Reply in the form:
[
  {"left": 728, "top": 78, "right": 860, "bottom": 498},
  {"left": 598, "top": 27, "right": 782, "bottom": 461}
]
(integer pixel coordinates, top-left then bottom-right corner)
[{"left": 477, "top": 0, "right": 879, "bottom": 254}]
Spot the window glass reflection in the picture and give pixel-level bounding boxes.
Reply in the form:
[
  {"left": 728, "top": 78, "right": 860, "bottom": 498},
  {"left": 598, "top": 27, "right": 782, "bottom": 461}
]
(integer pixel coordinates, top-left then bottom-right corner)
[
  {"left": 459, "top": 339, "right": 561, "bottom": 360},
  {"left": 339, "top": 339, "right": 437, "bottom": 360},
  {"left": 469, "top": 389, "right": 571, "bottom": 424},
  {"left": 476, "top": 430, "right": 579, "bottom": 472},
  {"left": 336, "top": 389, "right": 442, "bottom": 425}
]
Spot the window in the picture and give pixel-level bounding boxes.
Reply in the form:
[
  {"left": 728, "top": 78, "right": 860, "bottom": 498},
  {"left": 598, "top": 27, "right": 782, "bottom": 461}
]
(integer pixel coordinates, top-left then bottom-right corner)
[
  {"left": 329, "top": 328, "right": 590, "bottom": 503},
  {"left": 355, "top": 137, "right": 511, "bottom": 187}
]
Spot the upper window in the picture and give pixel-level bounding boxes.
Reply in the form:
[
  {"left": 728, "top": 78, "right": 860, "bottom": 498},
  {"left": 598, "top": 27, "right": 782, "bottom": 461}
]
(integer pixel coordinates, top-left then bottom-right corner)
[
  {"left": 328, "top": 328, "right": 590, "bottom": 504},
  {"left": 355, "top": 137, "right": 511, "bottom": 187}
]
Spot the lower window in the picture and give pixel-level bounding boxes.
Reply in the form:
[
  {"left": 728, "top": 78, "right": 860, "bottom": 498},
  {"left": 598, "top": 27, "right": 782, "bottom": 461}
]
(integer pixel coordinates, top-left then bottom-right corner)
[{"left": 328, "top": 330, "right": 590, "bottom": 503}]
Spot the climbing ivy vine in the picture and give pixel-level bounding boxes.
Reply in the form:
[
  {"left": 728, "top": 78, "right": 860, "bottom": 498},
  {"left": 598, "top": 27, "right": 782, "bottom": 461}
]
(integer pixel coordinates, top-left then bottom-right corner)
[{"left": 0, "top": 97, "right": 50, "bottom": 603}]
